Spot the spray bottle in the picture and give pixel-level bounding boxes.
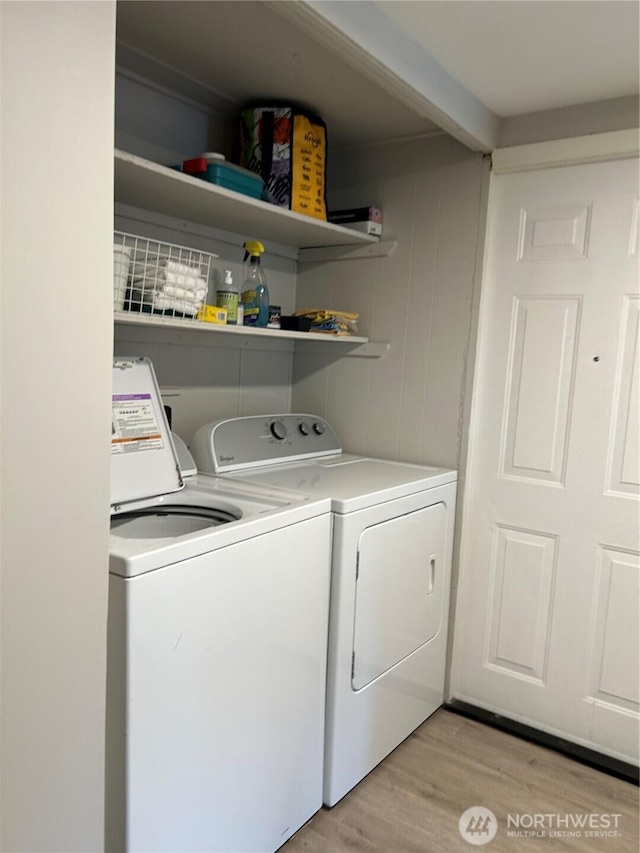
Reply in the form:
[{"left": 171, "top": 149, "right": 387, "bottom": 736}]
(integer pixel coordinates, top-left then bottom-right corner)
[{"left": 241, "top": 240, "right": 270, "bottom": 327}]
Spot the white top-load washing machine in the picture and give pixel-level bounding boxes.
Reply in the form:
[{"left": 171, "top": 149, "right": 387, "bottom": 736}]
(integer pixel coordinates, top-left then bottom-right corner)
[
  {"left": 107, "top": 361, "right": 332, "bottom": 853},
  {"left": 190, "top": 413, "right": 458, "bottom": 807}
]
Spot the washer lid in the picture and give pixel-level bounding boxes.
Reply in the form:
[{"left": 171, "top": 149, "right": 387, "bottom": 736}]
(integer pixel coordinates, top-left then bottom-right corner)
[{"left": 111, "top": 357, "right": 183, "bottom": 507}]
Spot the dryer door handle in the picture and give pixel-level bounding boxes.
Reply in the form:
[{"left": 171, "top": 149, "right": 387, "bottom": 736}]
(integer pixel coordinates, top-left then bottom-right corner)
[{"left": 428, "top": 554, "right": 436, "bottom": 594}]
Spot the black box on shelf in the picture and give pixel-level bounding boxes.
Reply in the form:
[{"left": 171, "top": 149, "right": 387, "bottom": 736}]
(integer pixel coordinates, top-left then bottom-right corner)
[{"left": 327, "top": 206, "right": 382, "bottom": 224}]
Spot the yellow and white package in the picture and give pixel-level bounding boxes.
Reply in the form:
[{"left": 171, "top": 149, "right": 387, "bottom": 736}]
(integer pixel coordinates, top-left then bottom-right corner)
[{"left": 197, "top": 305, "right": 228, "bottom": 324}]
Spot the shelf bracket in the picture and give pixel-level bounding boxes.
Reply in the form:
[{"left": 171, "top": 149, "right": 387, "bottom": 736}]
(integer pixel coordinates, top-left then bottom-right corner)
[{"left": 297, "top": 240, "right": 397, "bottom": 264}]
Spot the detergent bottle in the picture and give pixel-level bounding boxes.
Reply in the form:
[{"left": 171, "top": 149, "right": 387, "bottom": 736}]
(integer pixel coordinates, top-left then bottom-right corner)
[{"left": 241, "top": 240, "right": 270, "bottom": 327}]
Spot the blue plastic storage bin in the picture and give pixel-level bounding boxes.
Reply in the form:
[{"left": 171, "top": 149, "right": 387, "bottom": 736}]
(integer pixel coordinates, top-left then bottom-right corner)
[{"left": 204, "top": 162, "right": 264, "bottom": 200}]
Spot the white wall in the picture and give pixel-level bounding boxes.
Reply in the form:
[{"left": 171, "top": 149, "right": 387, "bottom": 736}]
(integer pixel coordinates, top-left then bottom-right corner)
[
  {"left": 113, "top": 79, "right": 298, "bottom": 443},
  {"left": 112, "top": 210, "right": 298, "bottom": 445},
  {"left": 293, "top": 134, "right": 489, "bottom": 470},
  {"left": 0, "top": 2, "right": 115, "bottom": 850},
  {"left": 115, "top": 73, "right": 232, "bottom": 168},
  {"left": 113, "top": 66, "right": 489, "bottom": 465},
  {"left": 114, "top": 323, "right": 295, "bottom": 445}
]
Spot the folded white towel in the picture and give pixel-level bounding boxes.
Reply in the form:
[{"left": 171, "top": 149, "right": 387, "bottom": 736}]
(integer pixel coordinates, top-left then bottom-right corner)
[
  {"left": 159, "top": 258, "right": 204, "bottom": 276},
  {"left": 161, "top": 271, "right": 207, "bottom": 289},
  {"left": 131, "top": 270, "right": 207, "bottom": 293},
  {"left": 151, "top": 294, "right": 203, "bottom": 315},
  {"left": 132, "top": 285, "right": 203, "bottom": 304},
  {"left": 130, "top": 256, "right": 203, "bottom": 276},
  {"left": 162, "top": 283, "right": 208, "bottom": 301}
]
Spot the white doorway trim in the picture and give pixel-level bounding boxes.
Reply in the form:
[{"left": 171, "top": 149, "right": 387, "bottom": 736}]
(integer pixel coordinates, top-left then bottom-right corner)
[{"left": 493, "top": 128, "right": 639, "bottom": 174}]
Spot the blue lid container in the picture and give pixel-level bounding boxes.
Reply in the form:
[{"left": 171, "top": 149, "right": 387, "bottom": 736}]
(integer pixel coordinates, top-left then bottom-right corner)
[{"left": 204, "top": 161, "right": 265, "bottom": 200}]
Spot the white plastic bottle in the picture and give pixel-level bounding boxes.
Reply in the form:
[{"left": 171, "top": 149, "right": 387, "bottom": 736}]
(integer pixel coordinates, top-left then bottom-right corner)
[{"left": 216, "top": 269, "right": 239, "bottom": 325}]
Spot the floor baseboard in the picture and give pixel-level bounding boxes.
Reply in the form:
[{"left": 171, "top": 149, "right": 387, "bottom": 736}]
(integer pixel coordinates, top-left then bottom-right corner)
[{"left": 445, "top": 699, "right": 639, "bottom": 786}]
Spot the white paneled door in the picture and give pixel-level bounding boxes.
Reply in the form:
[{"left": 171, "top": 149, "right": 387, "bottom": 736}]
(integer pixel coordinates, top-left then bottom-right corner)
[{"left": 451, "top": 156, "right": 640, "bottom": 765}]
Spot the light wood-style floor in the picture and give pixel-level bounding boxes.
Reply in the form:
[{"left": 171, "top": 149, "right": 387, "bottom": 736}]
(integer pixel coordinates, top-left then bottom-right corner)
[{"left": 282, "top": 709, "right": 639, "bottom": 852}]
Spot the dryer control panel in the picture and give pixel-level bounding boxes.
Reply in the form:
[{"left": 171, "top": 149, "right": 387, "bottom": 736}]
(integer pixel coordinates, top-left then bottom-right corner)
[{"left": 190, "top": 414, "right": 342, "bottom": 474}]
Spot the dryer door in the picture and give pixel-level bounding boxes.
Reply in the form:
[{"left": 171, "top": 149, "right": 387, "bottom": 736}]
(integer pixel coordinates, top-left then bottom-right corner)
[{"left": 352, "top": 503, "right": 446, "bottom": 690}]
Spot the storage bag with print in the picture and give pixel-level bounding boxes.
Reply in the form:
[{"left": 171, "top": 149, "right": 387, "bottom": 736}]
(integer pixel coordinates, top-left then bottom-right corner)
[{"left": 239, "top": 105, "right": 327, "bottom": 221}]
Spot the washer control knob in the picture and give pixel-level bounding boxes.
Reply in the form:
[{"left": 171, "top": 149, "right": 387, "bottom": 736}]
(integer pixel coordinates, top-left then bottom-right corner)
[
  {"left": 270, "top": 419, "right": 288, "bottom": 440},
  {"left": 313, "top": 421, "right": 326, "bottom": 436},
  {"left": 299, "top": 422, "right": 311, "bottom": 436}
]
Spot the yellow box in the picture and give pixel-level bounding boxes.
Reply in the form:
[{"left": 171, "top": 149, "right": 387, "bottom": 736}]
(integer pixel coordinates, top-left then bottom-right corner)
[{"left": 197, "top": 304, "right": 228, "bottom": 324}]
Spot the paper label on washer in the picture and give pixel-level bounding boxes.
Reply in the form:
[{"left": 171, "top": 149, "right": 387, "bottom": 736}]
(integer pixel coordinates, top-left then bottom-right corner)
[{"left": 111, "top": 393, "right": 164, "bottom": 454}]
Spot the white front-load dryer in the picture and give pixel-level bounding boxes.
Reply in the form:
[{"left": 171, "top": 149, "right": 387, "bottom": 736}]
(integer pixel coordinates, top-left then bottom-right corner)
[
  {"left": 191, "top": 413, "right": 458, "bottom": 807},
  {"left": 107, "top": 362, "right": 332, "bottom": 853}
]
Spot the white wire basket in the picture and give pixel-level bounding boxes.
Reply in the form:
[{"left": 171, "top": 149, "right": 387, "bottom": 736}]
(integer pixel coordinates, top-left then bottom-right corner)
[{"left": 113, "top": 231, "right": 218, "bottom": 319}]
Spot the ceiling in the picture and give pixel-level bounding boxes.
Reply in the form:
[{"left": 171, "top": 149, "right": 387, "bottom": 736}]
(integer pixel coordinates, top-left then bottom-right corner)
[
  {"left": 116, "top": 1, "right": 639, "bottom": 152},
  {"left": 375, "top": 0, "right": 639, "bottom": 116}
]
